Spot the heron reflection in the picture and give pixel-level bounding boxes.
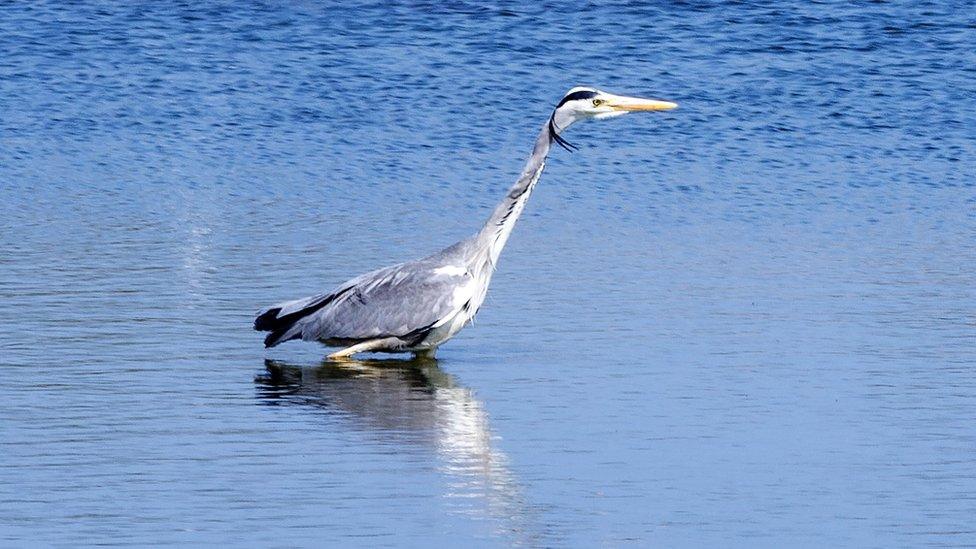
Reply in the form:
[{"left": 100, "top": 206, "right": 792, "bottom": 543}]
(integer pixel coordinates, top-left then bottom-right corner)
[{"left": 255, "top": 358, "right": 533, "bottom": 539}]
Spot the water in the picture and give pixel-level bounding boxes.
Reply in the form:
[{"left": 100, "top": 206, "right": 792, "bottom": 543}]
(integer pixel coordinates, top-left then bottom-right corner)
[{"left": 1, "top": 1, "right": 975, "bottom": 546}]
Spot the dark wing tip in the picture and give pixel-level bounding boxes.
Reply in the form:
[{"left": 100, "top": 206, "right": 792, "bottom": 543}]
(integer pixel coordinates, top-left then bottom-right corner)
[
  {"left": 254, "top": 308, "right": 282, "bottom": 331},
  {"left": 264, "top": 330, "right": 285, "bottom": 347}
]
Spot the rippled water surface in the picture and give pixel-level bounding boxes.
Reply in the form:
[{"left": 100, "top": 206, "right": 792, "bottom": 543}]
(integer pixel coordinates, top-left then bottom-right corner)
[{"left": 2, "top": 1, "right": 975, "bottom": 546}]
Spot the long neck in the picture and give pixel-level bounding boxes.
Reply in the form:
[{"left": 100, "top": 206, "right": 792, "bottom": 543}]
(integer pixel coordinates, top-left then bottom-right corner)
[{"left": 474, "top": 122, "right": 553, "bottom": 267}]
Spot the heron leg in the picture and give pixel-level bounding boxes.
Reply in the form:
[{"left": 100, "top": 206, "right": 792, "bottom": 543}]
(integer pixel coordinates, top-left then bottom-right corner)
[
  {"left": 413, "top": 347, "right": 437, "bottom": 359},
  {"left": 328, "top": 337, "right": 401, "bottom": 360}
]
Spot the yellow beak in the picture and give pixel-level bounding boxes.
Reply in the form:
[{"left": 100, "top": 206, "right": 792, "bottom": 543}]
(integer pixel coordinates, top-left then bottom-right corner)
[{"left": 607, "top": 94, "right": 678, "bottom": 112}]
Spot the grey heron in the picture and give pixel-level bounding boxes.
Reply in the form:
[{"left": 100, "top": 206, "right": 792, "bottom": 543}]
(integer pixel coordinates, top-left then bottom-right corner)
[{"left": 255, "top": 87, "right": 677, "bottom": 359}]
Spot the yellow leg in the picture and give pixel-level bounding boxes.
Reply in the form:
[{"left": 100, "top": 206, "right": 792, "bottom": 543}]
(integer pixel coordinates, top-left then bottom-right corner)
[{"left": 327, "top": 337, "right": 400, "bottom": 360}]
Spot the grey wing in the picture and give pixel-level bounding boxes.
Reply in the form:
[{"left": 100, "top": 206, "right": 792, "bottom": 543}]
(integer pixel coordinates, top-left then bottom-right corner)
[{"left": 300, "top": 261, "right": 474, "bottom": 344}]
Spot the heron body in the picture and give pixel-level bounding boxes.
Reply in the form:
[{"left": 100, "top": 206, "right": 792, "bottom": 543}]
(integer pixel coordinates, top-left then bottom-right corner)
[{"left": 255, "top": 87, "right": 677, "bottom": 358}]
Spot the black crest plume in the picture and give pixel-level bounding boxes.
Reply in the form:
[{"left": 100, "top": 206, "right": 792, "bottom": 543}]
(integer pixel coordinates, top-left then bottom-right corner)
[
  {"left": 548, "top": 114, "right": 577, "bottom": 152},
  {"left": 548, "top": 89, "right": 599, "bottom": 152}
]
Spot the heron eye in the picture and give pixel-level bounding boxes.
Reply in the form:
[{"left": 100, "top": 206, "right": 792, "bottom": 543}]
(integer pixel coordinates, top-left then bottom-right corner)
[{"left": 592, "top": 99, "right": 604, "bottom": 106}]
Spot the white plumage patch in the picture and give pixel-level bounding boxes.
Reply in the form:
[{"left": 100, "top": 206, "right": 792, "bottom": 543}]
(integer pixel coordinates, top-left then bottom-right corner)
[
  {"left": 452, "top": 284, "right": 473, "bottom": 307},
  {"left": 428, "top": 279, "right": 476, "bottom": 333},
  {"left": 434, "top": 265, "right": 467, "bottom": 277}
]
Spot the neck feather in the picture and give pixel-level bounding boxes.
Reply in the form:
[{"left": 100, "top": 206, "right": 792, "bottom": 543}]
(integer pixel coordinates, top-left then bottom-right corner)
[{"left": 474, "top": 122, "right": 555, "bottom": 267}]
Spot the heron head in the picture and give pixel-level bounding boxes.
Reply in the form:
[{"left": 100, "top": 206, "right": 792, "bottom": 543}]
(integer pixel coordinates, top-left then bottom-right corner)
[{"left": 548, "top": 87, "right": 677, "bottom": 151}]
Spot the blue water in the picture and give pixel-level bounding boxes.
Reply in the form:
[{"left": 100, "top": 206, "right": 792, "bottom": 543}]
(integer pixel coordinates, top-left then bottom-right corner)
[{"left": 2, "top": 1, "right": 975, "bottom": 546}]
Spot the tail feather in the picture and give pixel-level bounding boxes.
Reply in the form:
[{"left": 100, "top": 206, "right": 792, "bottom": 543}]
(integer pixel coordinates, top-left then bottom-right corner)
[{"left": 254, "top": 288, "right": 351, "bottom": 348}]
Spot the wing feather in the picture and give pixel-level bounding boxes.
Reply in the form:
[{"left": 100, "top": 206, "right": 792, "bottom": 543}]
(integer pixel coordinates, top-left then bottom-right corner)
[{"left": 300, "top": 261, "right": 473, "bottom": 343}]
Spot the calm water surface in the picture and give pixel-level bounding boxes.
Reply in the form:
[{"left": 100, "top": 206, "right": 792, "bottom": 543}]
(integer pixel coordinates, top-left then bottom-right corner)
[{"left": 2, "top": 1, "right": 975, "bottom": 546}]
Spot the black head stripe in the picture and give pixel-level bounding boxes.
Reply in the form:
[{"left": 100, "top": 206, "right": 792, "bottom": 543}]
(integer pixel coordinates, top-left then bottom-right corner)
[{"left": 556, "top": 90, "right": 599, "bottom": 109}]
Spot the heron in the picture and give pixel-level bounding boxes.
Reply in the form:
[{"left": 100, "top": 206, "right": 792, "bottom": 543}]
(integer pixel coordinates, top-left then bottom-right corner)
[{"left": 255, "top": 86, "right": 677, "bottom": 359}]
